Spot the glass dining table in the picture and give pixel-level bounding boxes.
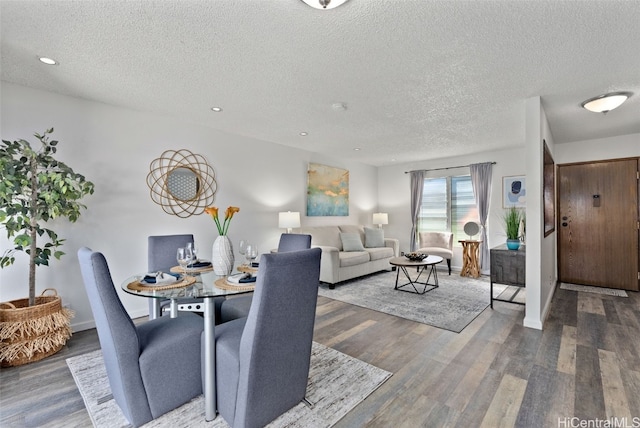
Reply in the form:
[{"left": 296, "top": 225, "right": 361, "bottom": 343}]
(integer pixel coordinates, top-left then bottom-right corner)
[{"left": 121, "top": 269, "right": 255, "bottom": 421}]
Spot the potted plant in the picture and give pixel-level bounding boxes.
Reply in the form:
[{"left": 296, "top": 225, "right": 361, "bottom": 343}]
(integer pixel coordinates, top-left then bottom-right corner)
[
  {"left": 502, "top": 206, "right": 523, "bottom": 250},
  {"left": 0, "top": 129, "right": 95, "bottom": 366}
]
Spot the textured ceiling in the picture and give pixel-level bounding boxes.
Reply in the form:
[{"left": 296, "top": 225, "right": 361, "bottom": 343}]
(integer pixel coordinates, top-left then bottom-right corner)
[{"left": 1, "top": 0, "right": 639, "bottom": 166}]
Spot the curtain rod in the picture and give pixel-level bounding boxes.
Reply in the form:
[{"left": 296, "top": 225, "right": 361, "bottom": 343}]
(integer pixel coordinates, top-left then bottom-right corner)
[{"left": 404, "top": 161, "right": 496, "bottom": 174}]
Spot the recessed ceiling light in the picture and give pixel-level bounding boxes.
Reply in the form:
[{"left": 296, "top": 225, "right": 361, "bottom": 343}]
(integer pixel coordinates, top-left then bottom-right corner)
[
  {"left": 354, "top": 148, "right": 361, "bottom": 151},
  {"left": 38, "top": 57, "right": 58, "bottom": 65},
  {"left": 210, "top": 107, "right": 223, "bottom": 112},
  {"left": 300, "top": 0, "right": 350, "bottom": 10},
  {"left": 332, "top": 102, "right": 347, "bottom": 111},
  {"left": 581, "top": 92, "right": 632, "bottom": 114},
  {"left": 299, "top": 132, "right": 308, "bottom": 136}
]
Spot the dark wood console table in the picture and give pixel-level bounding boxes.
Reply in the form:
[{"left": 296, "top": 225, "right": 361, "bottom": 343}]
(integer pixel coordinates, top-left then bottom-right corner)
[{"left": 490, "top": 244, "right": 525, "bottom": 308}]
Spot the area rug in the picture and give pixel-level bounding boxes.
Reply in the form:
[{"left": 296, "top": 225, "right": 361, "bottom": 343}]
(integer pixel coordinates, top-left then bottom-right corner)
[
  {"left": 66, "top": 342, "right": 391, "bottom": 428},
  {"left": 560, "top": 282, "right": 628, "bottom": 297},
  {"left": 318, "top": 270, "right": 505, "bottom": 333}
]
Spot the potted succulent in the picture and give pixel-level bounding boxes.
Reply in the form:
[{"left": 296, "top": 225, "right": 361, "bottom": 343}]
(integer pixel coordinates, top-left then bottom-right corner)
[
  {"left": 502, "top": 206, "right": 524, "bottom": 250},
  {"left": 0, "top": 129, "right": 95, "bottom": 366}
]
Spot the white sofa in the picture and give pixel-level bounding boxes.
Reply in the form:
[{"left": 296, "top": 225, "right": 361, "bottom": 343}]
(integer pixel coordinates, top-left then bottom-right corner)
[{"left": 295, "top": 225, "right": 399, "bottom": 288}]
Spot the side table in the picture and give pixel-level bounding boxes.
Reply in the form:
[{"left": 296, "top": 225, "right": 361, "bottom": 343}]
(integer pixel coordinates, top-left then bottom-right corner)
[
  {"left": 459, "top": 240, "right": 482, "bottom": 278},
  {"left": 490, "top": 244, "right": 526, "bottom": 308}
]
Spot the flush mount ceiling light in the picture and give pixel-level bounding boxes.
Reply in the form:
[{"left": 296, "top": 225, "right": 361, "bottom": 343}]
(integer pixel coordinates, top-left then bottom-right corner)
[
  {"left": 300, "top": 0, "right": 350, "bottom": 10},
  {"left": 210, "top": 107, "right": 223, "bottom": 112},
  {"left": 38, "top": 56, "right": 58, "bottom": 65},
  {"left": 581, "top": 92, "right": 632, "bottom": 114}
]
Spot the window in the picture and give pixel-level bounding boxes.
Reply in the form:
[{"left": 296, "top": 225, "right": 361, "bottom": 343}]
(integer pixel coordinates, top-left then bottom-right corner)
[{"left": 418, "top": 175, "right": 478, "bottom": 244}]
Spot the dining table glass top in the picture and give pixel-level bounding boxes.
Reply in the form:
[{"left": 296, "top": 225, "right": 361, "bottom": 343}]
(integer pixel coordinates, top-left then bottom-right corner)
[{"left": 120, "top": 270, "right": 255, "bottom": 300}]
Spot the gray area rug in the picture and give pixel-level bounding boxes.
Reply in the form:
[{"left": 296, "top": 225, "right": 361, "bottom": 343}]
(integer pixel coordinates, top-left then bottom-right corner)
[
  {"left": 318, "top": 270, "right": 505, "bottom": 333},
  {"left": 66, "top": 342, "right": 391, "bottom": 428},
  {"left": 560, "top": 282, "right": 628, "bottom": 297}
]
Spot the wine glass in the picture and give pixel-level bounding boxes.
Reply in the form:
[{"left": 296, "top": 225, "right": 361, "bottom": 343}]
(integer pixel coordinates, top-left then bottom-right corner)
[
  {"left": 187, "top": 242, "right": 199, "bottom": 264},
  {"left": 238, "top": 240, "right": 247, "bottom": 266},
  {"left": 245, "top": 244, "right": 258, "bottom": 267},
  {"left": 176, "top": 247, "right": 190, "bottom": 277}
]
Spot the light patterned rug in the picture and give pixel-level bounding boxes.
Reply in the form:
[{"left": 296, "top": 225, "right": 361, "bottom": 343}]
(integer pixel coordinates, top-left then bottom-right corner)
[
  {"left": 66, "top": 342, "right": 391, "bottom": 428},
  {"left": 560, "top": 282, "right": 628, "bottom": 297},
  {"left": 318, "top": 269, "right": 506, "bottom": 333}
]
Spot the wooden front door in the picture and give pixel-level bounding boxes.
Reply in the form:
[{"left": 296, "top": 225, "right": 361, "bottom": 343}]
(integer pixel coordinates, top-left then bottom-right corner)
[{"left": 558, "top": 158, "right": 639, "bottom": 291}]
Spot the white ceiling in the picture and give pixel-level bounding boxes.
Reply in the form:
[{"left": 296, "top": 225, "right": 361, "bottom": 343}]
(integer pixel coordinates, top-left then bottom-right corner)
[{"left": 1, "top": 0, "right": 639, "bottom": 166}]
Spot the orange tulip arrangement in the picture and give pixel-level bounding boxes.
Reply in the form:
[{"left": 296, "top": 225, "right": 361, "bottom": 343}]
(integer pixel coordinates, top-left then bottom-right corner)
[{"left": 204, "top": 206, "right": 240, "bottom": 236}]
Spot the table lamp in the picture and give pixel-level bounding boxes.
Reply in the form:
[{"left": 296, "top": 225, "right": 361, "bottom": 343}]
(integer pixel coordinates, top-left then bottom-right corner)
[
  {"left": 278, "top": 211, "right": 301, "bottom": 234},
  {"left": 372, "top": 213, "right": 388, "bottom": 229}
]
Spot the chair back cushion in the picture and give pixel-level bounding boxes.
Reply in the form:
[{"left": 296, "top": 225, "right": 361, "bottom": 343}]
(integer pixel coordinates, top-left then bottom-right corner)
[
  {"left": 77, "top": 247, "right": 152, "bottom": 426},
  {"left": 277, "top": 233, "right": 312, "bottom": 252},
  {"left": 147, "top": 234, "right": 194, "bottom": 272},
  {"left": 235, "top": 248, "right": 322, "bottom": 428},
  {"left": 419, "top": 232, "right": 453, "bottom": 250}
]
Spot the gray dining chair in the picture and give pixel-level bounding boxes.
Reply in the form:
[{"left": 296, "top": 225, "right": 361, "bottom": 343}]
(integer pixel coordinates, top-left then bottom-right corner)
[
  {"left": 219, "top": 233, "right": 312, "bottom": 323},
  {"left": 211, "top": 247, "right": 322, "bottom": 428},
  {"left": 78, "top": 247, "right": 203, "bottom": 427}
]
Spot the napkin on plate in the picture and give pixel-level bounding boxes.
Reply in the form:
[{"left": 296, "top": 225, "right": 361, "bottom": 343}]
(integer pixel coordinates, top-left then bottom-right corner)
[
  {"left": 143, "top": 272, "right": 180, "bottom": 285},
  {"left": 227, "top": 273, "right": 257, "bottom": 284},
  {"left": 187, "top": 261, "right": 212, "bottom": 268}
]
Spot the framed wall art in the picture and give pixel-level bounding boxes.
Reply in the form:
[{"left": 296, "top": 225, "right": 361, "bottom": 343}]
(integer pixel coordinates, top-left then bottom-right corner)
[
  {"left": 503, "top": 175, "right": 526, "bottom": 208},
  {"left": 307, "top": 162, "right": 349, "bottom": 216}
]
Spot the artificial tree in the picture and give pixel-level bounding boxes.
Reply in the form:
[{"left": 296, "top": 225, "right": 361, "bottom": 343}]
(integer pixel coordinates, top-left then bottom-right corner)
[{"left": 0, "top": 129, "right": 95, "bottom": 306}]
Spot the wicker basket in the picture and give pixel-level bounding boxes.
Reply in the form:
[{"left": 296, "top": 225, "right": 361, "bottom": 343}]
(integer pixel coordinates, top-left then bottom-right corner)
[{"left": 0, "top": 288, "right": 74, "bottom": 367}]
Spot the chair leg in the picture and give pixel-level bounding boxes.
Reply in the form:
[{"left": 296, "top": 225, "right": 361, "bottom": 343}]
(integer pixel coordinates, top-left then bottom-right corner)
[{"left": 447, "top": 259, "right": 451, "bottom": 275}]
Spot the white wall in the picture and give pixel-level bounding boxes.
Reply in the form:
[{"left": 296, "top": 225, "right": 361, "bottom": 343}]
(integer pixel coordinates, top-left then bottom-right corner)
[
  {"left": 0, "top": 82, "right": 378, "bottom": 331},
  {"left": 554, "top": 133, "right": 640, "bottom": 164},
  {"left": 377, "top": 146, "right": 527, "bottom": 271},
  {"left": 523, "top": 96, "right": 557, "bottom": 330}
]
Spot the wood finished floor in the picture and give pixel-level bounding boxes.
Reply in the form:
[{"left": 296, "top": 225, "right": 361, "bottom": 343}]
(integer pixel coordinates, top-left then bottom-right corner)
[{"left": 2, "top": 284, "right": 640, "bottom": 427}]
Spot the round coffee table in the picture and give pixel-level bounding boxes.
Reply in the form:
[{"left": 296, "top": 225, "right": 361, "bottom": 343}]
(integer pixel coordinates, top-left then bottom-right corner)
[{"left": 389, "top": 255, "right": 444, "bottom": 294}]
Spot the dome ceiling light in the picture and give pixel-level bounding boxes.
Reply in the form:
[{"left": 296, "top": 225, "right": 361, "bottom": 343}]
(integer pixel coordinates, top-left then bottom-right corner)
[
  {"left": 581, "top": 92, "right": 632, "bottom": 114},
  {"left": 300, "top": 0, "right": 350, "bottom": 10}
]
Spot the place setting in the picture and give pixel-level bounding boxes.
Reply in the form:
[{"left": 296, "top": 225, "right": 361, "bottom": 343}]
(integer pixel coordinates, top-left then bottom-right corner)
[{"left": 214, "top": 240, "right": 259, "bottom": 291}]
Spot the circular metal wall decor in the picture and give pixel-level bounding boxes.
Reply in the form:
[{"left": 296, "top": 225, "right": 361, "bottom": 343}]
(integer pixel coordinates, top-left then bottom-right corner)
[{"left": 146, "top": 149, "right": 217, "bottom": 218}]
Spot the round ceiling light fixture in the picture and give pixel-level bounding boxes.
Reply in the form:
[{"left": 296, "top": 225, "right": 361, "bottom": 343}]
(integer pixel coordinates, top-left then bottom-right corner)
[
  {"left": 38, "top": 56, "right": 58, "bottom": 65},
  {"left": 581, "top": 92, "right": 632, "bottom": 114},
  {"left": 210, "top": 107, "right": 223, "bottom": 112},
  {"left": 300, "top": 0, "right": 350, "bottom": 10}
]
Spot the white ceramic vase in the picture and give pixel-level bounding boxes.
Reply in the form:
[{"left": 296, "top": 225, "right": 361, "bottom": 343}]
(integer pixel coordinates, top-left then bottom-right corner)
[{"left": 211, "top": 235, "right": 234, "bottom": 275}]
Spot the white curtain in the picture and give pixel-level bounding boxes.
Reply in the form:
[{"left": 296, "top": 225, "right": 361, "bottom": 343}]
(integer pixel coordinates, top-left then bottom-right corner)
[
  {"left": 470, "top": 162, "right": 493, "bottom": 271},
  {"left": 409, "top": 171, "right": 425, "bottom": 251}
]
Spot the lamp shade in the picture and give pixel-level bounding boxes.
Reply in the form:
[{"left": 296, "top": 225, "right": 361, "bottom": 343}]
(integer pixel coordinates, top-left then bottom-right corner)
[
  {"left": 582, "top": 92, "right": 632, "bottom": 113},
  {"left": 372, "top": 213, "right": 388, "bottom": 226},
  {"left": 279, "top": 211, "right": 301, "bottom": 232}
]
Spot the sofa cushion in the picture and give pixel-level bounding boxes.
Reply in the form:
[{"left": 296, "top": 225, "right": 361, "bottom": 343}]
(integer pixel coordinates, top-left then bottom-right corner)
[
  {"left": 364, "top": 227, "right": 384, "bottom": 248},
  {"left": 339, "top": 251, "right": 370, "bottom": 267},
  {"left": 340, "top": 233, "right": 365, "bottom": 252},
  {"left": 365, "top": 246, "right": 394, "bottom": 261},
  {"left": 338, "top": 225, "right": 365, "bottom": 243},
  {"left": 298, "top": 226, "right": 342, "bottom": 250}
]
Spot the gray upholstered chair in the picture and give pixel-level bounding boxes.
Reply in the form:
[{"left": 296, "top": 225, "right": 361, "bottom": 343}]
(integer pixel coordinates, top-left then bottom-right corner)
[
  {"left": 417, "top": 231, "right": 454, "bottom": 274},
  {"left": 211, "top": 247, "right": 322, "bottom": 428},
  {"left": 77, "top": 247, "right": 203, "bottom": 427},
  {"left": 219, "top": 233, "right": 312, "bottom": 323}
]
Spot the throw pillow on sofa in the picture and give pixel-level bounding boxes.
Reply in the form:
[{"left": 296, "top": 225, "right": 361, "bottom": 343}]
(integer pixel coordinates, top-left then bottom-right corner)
[
  {"left": 340, "top": 233, "right": 365, "bottom": 251},
  {"left": 364, "top": 227, "right": 384, "bottom": 248}
]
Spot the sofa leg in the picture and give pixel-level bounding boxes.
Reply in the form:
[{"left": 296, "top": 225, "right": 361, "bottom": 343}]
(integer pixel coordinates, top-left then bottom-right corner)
[
  {"left": 447, "top": 259, "right": 451, "bottom": 275},
  {"left": 329, "top": 284, "right": 335, "bottom": 290}
]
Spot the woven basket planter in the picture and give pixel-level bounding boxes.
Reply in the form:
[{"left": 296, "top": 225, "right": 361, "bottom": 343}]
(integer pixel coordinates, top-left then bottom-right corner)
[{"left": 0, "top": 288, "right": 74, "bottom": 367}]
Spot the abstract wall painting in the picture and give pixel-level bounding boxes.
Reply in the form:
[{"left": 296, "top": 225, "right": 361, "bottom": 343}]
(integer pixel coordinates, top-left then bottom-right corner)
[
  {"left": 307, "top": 163, "right": 349, "bottom": 216},
  {"left": 503, "top": 175, "right": 526, "bottom": 208}
]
